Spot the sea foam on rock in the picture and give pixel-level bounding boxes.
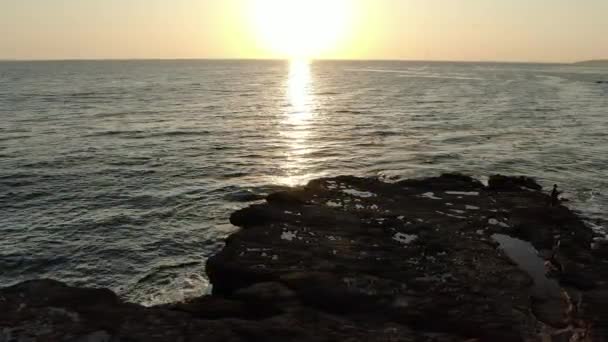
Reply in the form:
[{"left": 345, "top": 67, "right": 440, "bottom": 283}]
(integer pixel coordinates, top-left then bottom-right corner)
[{"left": 2, "top": 174, "right": 607, "bottom": 341}]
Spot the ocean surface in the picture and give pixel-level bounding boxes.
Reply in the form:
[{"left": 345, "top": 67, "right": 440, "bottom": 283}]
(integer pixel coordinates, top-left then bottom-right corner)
[{"left": 1, "top": 60, "right": 607, "bottom": 305}]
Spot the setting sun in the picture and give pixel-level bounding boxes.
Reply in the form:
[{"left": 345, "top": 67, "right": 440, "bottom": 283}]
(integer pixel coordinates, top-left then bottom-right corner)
[{"left": 248, "top": 0, "right": 354, "bottom": 59}]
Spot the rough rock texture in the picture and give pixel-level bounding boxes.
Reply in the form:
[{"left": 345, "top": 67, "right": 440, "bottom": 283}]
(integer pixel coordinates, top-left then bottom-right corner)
[{"left": 2, "top": 174, "right": 607, "bottom": 341}]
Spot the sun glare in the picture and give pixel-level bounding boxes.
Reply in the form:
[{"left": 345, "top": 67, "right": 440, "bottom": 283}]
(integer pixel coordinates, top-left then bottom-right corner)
[{"left": 249, "top": 0, "right": 352, "bottom": 59}]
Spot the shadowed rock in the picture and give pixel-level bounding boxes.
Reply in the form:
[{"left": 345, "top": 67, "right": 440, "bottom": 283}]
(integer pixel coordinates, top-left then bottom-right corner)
[{"left": 488, "top": 174, "right": 543, "bottom": 191}]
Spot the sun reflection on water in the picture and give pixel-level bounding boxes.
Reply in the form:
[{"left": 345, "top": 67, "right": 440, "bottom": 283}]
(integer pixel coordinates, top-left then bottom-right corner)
[{"left": 278, "top": 59, "right": 316, "bottom": 186}]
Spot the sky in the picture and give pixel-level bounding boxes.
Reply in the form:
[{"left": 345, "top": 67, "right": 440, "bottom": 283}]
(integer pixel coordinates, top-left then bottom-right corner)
[{"left": 1, "top": 0, "right": 607, "bottom": 62}]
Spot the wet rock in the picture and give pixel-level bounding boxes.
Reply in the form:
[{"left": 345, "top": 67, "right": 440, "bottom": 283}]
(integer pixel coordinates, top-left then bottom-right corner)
[
  {"left": 488, "top": 174, "right": 543, "bottom": 191},
  {"left": 398, "top": 173, "right": 485, "bottom": 191},
  {"left": 2, "top": 174, "right": 607, "bottom": 341}
]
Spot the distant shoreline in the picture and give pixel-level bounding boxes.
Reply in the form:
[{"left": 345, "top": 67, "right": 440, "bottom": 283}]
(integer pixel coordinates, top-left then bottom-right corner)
[{"left": 573, "top": 59, "right": 608, "bottom": 67}]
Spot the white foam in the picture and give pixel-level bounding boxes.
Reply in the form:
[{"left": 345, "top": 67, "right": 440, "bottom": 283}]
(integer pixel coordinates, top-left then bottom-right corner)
[
  {"left": 465, "top": 205, "right": 480, "bottom": 210},
  {"left": 450, "top": 209, "right": 466, "bottom": 214},
  {"left": 420, "top": 192, "right": 442, "bottom": 200},
  {"left": 342, "top": 188, "right": 376, "bottom": 198},
  {"left": 393, "top": 233, "right": 418, "bottom": 245}
]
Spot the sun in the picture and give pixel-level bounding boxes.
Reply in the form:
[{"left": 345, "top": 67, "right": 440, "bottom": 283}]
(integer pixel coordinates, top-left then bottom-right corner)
[{"left": 248, "top": 0, "right": 353, "bottom": 59}]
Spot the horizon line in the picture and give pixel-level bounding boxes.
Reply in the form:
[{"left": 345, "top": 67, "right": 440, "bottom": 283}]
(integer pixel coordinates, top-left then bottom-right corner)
[{"left": 0, "top": 57, "right": 585, "bottom": 65}]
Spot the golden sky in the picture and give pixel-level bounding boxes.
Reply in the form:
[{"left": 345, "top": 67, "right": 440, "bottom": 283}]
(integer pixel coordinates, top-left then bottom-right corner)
[{"left": 1, "top": 0, "right": 607, "bottom": 62}]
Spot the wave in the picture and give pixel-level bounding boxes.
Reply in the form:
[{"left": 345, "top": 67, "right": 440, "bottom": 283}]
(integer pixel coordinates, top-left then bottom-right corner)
[
  {"left": 151, "top": 130, "right": 210, "bottom": 137},
  {"left": 315, "top": 91, "right": 340, "bottom": 96},
  {"left": 135, "top": 261, "right": 202, "bottom": 285},
  {"left": 0, "top": 254, "right": 70, "bottom": 274},
  {"left": 85, "top": 130, "right": 210, "bottom": 138},
  {"left": 85, "top": 130, "right": 146, "bottom": 137},
  {"left": 68, "top": 92, "right": 105, "bottom": 98},
  {"left": 414, "top": 100, "right": 447, "bottom": 104},
  {"left": 336, "top": 110, "right": 365, "bottom": 114},
  {"left": 0, "top": 135, "right": 31, "bottom": 142}
]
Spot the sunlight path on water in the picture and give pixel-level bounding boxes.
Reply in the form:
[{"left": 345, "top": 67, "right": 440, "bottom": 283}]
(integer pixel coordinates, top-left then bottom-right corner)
[{"left": 277, "top": 59, "right": 317, "bottom": 186}]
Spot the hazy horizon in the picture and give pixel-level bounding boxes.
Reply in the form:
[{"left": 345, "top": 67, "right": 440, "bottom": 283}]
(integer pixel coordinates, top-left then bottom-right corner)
[
  {"left": 1, "top": 0, "right": 608, "bottom": 63},
  {"left": 0, "top": 57, "right": 603, "bottom": 65}
]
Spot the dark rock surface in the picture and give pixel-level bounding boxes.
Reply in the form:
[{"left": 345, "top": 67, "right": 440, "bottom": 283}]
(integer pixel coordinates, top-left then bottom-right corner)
[{"left": 2, "top": 174, "right": 607, "bottom": 341}]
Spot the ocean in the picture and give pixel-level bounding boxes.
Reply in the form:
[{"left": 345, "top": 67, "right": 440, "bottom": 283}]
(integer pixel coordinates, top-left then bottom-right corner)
[{"left": 1, "top": 60, "right": 607, "bottom": 305}]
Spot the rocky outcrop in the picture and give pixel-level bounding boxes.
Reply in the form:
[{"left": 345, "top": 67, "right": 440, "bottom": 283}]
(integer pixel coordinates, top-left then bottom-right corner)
[{"left": 2, "top": 174, "right": 607, "bottom": 341}]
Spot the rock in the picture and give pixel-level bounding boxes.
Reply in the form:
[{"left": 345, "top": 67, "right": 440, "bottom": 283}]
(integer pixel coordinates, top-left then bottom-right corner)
[
  {"left": 162, "top": 295, "right": 277, "bottom": 320},
  {"left": 267, "top": 190, "right": 309, "bottom": 205},
  {"left": 209, "top": 175, "right": 577, "bottom": 340},
  {"left": 2, "top": 174, "right": 607, "bottom": 341},
  {"left": 398, "top": 173, "right": 485, "bottom": 191},
  {"left": 488, "top": 174, "right": 543, "bottom": 191},
  {"left": 225, "top": 189, "right": 267, "bottom": 202},
  {"left": 76, "top": 330, "right": 112, "bottom": 342},
  {"left": 0, "top": 280, "right": 416, "bottom": 341},
  {"left": 233, "top": 282, "right": 297, "bottom": 304},
  {"left": 559, "top": 271, "right": 597, "bottom": 291}
]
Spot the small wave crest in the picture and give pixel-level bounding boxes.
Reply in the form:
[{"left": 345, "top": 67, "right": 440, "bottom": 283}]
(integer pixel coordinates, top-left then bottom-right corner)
[{"left": 125, "top": 261, "right": 210, "bottom": 306}]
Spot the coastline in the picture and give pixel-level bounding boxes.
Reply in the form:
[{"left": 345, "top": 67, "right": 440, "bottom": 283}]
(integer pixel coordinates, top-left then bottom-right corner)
[{"left": 1, "top": 174, "right": 606, "bottom": 341}]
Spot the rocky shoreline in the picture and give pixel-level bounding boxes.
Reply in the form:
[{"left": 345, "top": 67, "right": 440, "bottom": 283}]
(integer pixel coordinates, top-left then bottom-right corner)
[{"left": 1, "top": 174, "right": 607, "bottom": 341}]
